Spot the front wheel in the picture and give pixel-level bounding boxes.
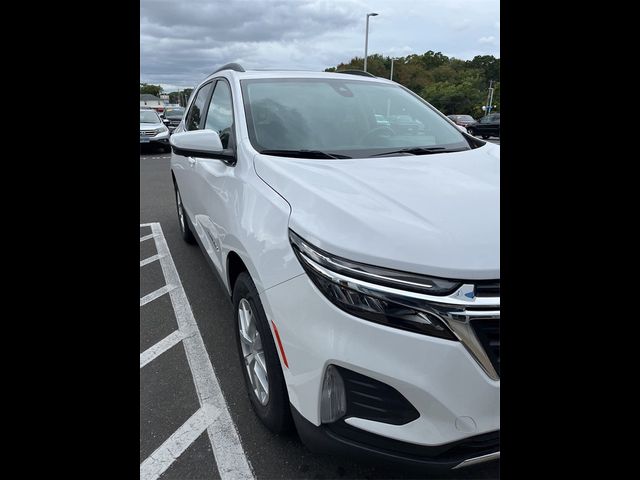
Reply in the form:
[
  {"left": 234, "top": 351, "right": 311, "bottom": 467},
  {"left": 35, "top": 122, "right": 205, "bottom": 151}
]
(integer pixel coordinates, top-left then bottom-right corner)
[
  {"left": 233, "top": 272, "right": 292, "bottom": 433},
  {"left": 174, "top": 182, "right": 196, "bottom": 244}
]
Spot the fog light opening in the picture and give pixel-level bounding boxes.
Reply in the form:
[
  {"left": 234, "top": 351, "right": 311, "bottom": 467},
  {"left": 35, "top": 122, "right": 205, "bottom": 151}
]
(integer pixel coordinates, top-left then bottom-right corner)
[{"left": 320, "top": 364, "right": 347, "bottom": 424}]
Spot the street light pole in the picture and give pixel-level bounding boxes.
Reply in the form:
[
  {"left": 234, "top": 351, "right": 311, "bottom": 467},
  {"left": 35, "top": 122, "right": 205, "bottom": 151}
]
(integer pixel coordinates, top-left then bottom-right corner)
[
  {"left": 485, "top": 80, "right": 494, "bottom": 116},
  {"left": 364, "top": 12, "right": 378, "bottom": 72},
  {"left": 390, "top": 57, "right": 401, "bottom": 81}
]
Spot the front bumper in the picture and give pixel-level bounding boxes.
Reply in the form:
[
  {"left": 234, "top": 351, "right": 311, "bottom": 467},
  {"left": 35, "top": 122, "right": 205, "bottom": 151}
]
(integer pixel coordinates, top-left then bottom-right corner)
[
  {"left": 260, "top": 273, "right": 499, "bottom": 465},
  {"left": 140, "top": 130, "right": 170, "bottom": 144},
  {"left": 292, "top": 406, "right": 499, "bottom": 471}
]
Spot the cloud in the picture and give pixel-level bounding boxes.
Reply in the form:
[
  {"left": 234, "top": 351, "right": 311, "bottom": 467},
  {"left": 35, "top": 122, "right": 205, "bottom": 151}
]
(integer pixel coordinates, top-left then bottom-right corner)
[
  {"left": 141, "top": 0, "right": 500, "bottom": 91},
  {"left": 478, "top": 35, "right": 497, "bottom": 45},
  {"left": 452, "top": 19, "right": 472, "bottom": 31}
]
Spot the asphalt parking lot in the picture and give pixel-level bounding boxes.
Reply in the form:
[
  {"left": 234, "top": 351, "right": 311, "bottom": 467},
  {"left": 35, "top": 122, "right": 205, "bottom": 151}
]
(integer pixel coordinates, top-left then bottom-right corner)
[{"left": 140, "top": 143, "right": 500, "bottom": 480}]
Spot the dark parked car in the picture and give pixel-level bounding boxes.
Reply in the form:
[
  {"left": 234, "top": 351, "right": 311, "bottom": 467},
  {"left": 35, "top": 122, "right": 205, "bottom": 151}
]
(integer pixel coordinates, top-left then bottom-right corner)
[
  {"left": 467, "top": 113, "right": 500, "bottom": 139},
  {"left": 387, "top": 114, "right": 425, "bottom": 135},
  {"left": 161, "top": 106, "right": 186, "bottom": 133},
  {"left": 447, "top": 114, "right": 476, "bottom": 127}
]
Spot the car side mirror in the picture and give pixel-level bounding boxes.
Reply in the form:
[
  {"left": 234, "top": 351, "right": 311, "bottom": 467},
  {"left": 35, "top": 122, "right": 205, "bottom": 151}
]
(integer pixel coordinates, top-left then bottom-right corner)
[{"left": 170, "top": 130, "right": 224, "bottom": 157}]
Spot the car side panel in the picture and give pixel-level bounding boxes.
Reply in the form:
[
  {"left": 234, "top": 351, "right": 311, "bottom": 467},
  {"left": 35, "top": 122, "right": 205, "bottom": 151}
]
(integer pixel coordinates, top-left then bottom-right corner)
[{"left": 185, "top": 141, "right": 303, "bottom": 295}]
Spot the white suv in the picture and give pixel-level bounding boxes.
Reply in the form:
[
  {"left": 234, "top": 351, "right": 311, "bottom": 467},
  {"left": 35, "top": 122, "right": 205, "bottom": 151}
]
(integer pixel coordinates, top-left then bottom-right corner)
[{"left": 170, "top": 63, "right": 500, "bottom": 472}]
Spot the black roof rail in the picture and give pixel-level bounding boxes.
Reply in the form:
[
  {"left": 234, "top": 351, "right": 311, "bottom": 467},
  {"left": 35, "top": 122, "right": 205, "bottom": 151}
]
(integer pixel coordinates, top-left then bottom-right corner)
[
  {"left": 211, "top": 63, "right": 245, "bottom": 75},
  {"left": 335, "top": 70, "right": 376, "bottom": 77}
]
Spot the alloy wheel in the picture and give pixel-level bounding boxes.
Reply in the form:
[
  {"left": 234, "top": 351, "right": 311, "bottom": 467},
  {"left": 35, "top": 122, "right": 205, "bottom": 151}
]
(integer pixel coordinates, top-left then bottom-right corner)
[
  {"left": 238, "top": 298, "right": 269, "bottom": 405},
  {"left": 176, "top": 189, "right": 185, "bottom": 232}
]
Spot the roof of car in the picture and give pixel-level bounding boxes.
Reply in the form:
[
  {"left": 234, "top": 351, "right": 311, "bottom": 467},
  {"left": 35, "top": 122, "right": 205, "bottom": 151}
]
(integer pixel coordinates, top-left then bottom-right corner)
[{"left": 202, "top": 64, "right": 395, "bottom": 85}]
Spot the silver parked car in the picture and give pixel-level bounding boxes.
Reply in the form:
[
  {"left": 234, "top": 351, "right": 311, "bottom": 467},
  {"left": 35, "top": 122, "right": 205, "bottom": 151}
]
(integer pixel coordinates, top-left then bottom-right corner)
[{"left": 140, "top": 108, "right": 170, "bottom": 152}]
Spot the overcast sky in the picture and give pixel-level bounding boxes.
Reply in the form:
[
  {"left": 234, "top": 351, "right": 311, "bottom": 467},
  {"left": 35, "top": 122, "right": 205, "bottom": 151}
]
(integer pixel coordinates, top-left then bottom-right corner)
[{"left": 141, "top": 0, "right": 499, "bottom": 92}]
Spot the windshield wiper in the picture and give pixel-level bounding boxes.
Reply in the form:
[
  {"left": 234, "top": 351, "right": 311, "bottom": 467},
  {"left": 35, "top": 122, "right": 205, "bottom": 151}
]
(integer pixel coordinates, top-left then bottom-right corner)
[
  {"left": 371, "top": 146, "right": 467, "bottom": 157},
  {"left": 258, "top": 149, "right": 352, "bottom": 159}
]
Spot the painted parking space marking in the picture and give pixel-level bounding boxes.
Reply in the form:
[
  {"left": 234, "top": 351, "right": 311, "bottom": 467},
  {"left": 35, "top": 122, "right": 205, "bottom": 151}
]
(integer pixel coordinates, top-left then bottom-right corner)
[
  {"left": 140, "top": 222, "right": 254, "bottom": 480},
  {"left": 140, "top": 284, "right": 177, "bottom": 307},
  {"left": 140, "top": 233, "right": 158, "bottom": 243},
  {"left": 140, "top": 253, "right": 164, "bottom": 267},
  {"left": 140, "top": 405, "right": 220, "bottom": 480},
  {"left": 140, "top": 330, "right": 187, "bottom": 369}
]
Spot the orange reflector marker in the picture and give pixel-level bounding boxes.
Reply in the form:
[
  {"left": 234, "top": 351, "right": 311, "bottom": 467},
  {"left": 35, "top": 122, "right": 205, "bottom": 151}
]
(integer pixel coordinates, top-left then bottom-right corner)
[{"left": 271, "top": 320, "right": 289, "bottom": 368}]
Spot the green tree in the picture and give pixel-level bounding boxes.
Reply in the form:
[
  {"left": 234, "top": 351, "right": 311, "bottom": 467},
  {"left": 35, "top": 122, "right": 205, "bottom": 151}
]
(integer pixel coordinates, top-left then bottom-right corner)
[
  {"left": 140, "top": 83, "right": 163, "bottom": 97},
  {"left": 168, "top": 91, "right": 180, "bottom": 104},
  {"left": 467, "top": 56, "right": 500, "bottom": 84},
  {"left": 324, "top": 52, "right": 500, "bottom": 116}
]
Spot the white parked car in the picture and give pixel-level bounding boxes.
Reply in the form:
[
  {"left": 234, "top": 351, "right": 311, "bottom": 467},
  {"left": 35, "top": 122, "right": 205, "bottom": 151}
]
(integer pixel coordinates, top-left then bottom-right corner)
[{"left": 170, "top": 64, "right": 500, "bottom": 472}]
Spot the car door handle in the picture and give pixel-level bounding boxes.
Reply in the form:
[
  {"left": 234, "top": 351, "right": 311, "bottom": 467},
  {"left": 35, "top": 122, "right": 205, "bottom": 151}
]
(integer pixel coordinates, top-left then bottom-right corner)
[{"left": 188, "top": 157, "right": 196, "bottom": 166}]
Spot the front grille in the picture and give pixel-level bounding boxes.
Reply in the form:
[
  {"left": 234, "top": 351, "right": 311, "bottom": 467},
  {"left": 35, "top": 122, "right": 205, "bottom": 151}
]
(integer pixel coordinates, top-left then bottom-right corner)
[
  {"left": 475, "top": 280, "right": 500, "bottom": 297},
  {"left": 336, "top": 366, "right": 419, "bottom": 426},
  {"left": 140, "top": 130, "right": 156, "bottom": 136},
  {"left": 471, "top": 319, "right": 500, "bottom": 376},
  {"left": 169, "top": 120, "right": 180, "bottom": 126}
]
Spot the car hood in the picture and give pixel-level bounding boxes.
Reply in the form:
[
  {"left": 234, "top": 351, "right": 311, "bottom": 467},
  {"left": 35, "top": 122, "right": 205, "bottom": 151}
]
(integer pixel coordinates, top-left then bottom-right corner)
[
  {"left": 253, "top": 143, "right": 500, "bottom": 280},
  {"left": 140, "top": 122, "right": 162, "bottom": 130}
]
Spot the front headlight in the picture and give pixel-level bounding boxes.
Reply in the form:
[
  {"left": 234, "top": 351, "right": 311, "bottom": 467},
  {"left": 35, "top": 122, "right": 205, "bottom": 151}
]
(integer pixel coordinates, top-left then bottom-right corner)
[
  {"left": 154, "top": 126, "right": 168, "bottom": 135},
  {"left": 289, "top": 230, "right": 460, "bottom": 340}
]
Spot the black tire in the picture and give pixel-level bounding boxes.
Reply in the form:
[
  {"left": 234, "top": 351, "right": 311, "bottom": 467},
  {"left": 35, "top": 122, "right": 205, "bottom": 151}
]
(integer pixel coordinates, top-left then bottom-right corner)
[
  {"left": 173, "top": 182, "right": 196, "bottom": 244},
  {"left": 467, "top": 129, "right": 475, "bottom": 136},
  {"left": 163, "top": 145, "right": 171, "bottom": 153},
  {"left": 233, "top": 272, "right": 292, "bottom": 433}
]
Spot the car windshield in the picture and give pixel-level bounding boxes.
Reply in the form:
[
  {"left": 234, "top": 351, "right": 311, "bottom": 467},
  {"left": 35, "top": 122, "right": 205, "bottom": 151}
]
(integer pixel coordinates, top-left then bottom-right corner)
[
  {"left": 140, "top": 110, "right": 160, "bottom": 123},
  {"left": 165, "top": 108, "right": 184, "bottom": 118},
  {"left": 240, "top": 78, "right": 470, "bottom": 158}
]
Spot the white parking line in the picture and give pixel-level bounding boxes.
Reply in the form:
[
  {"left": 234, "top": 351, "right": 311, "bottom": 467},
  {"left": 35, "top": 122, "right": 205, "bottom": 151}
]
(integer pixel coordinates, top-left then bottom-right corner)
[
  {"left": 140, "top": 284, "right": 177, "bottom": 307},
  {"left": 140, "top": 253, "right": 164, "bottom": 267},
  {"left": 140, "top": 405, "right": 221, "bottom": 480},
  {"left": 140, "top": 330, "right": 187, "bottom": 369},
  {"left": 140, "top": 233, "right": 158, "bottom": 243},
  {"left": 140, "top": 223, "right": 254, "bottom": 480}
]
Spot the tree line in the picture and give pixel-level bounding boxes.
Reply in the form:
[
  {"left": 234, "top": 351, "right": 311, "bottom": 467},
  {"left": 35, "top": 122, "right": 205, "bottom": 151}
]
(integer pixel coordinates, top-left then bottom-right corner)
[
  {"left": 140, "top": 83, "right": 193, "bottom": 107},
  {"left": 325, "top": 51, "right": 499, "bottom": 118}
]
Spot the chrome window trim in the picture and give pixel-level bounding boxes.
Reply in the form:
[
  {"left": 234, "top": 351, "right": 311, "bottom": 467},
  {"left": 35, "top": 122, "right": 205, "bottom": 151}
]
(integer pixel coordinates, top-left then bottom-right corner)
[{"left": 300, "top": 252, "right": 500, "bottom": 381}]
